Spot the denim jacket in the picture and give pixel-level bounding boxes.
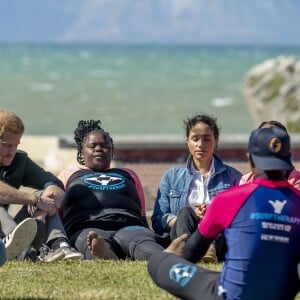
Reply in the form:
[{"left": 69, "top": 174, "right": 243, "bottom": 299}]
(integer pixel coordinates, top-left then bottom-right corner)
[{"left": 151, "top": 155, "right": 242, "bottom": 235}]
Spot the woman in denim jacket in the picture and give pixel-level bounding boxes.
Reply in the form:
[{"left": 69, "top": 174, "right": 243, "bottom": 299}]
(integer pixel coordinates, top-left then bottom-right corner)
[{"left": 151, "top": 114, "right": 242, "bottom": 262}]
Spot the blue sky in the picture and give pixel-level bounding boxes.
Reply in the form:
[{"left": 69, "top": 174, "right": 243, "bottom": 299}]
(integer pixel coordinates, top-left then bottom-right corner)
[{"left": 1, "top": 0, "right": 300, "bottom": 45}]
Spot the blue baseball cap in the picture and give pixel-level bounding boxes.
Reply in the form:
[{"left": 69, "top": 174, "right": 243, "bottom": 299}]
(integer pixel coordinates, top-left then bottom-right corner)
[{"left": 248, "top": 127, "right": 293, "bottom": 171}]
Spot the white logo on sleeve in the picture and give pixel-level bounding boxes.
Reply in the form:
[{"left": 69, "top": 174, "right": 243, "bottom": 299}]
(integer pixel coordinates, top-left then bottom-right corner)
[{"left": 268, "top": 200, "right": 287, "bottom": 214}]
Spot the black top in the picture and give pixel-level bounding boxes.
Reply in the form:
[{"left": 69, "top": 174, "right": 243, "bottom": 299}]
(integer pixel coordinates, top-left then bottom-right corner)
[{"left": 62, "top": 168, "right": 148, "bottom": 237}]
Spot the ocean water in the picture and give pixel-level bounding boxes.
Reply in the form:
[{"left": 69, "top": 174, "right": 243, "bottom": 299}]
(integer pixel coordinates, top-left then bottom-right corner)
[{"left": 1, "top": 43, "right": 300, "bottom": 137}]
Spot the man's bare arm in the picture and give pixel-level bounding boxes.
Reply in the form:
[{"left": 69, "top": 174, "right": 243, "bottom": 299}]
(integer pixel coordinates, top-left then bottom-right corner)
[{"left": 0, "top": 181, "right": 37, "bottom": 206}]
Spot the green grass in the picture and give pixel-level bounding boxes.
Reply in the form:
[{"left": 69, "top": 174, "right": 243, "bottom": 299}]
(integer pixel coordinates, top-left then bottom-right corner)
[
  {"left": 0, "top": 260, "right": 299, "bottom": 299},
  {"left": 0, "top": 260, "right": 218, "bottom": 299}
]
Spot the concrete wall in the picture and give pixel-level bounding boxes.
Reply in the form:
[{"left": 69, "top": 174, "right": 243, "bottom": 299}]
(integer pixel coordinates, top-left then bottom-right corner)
[
  {"left": 20, "top": 133, "right": 300, "bottom": 175},
  {"left": 20, "top": 135, "right": 78, "bottom": 175}
]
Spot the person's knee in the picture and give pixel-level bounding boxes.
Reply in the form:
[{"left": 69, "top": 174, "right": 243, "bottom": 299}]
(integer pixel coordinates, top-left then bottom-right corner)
[
  {"left": 114, "top": 226, "right": 158, "bottom": 254},
  {"left": 178, "top": 206, "right": 194, "bottom": 219},
  {"left": 113, "top": 226, "right": 159, "bottom": 260},
  {"left": 115, "top": 226, "right": 156, "bottom": 242}
]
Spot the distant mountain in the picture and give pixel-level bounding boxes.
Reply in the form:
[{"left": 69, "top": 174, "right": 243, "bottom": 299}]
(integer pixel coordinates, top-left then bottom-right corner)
[{"left": 1, "top": 0, "right": 300, "bottom": 45}]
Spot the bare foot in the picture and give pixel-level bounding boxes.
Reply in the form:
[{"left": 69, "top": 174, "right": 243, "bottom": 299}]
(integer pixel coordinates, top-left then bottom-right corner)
[
  {"left": 86, "top": 231, "right": 118, "bottom": 260},
  {"left": 164, "top": 233, "right": 189, "bottom": 256}
]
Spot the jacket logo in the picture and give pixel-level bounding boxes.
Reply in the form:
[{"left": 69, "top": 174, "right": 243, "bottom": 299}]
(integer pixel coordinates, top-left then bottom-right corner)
[{"left": 268, "top": 200, "right": 287, "bottom": 214}]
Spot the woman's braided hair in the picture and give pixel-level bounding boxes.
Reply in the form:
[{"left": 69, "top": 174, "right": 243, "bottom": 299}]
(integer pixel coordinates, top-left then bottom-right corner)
[{"left": 74, "top": 119, "right": 114, "bottom": 165}]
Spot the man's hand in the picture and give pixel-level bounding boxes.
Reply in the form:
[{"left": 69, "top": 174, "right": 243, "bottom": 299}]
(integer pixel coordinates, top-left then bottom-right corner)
[
  {"left": 35, "top": 185, "right": 65, "bottom": 216},
  {"left": 42, "top": 185, "right": 65, "bottom": 208},
  {"left": 36, "top": 195, "right": 57, "bottom": 216},
  {"left": 194, "top": 204, "right": 208, "bottom": 219}
]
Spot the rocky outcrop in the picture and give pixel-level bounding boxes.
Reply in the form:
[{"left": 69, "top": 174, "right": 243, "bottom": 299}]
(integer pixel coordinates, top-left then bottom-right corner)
[{"left": 242, "top": 56, "right": 300, "bottom": 133}]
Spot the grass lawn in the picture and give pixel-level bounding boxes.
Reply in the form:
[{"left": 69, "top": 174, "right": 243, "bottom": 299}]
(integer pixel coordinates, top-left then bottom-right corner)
[{"left": 0, "top": 260, "right": 299, "bottom": 299}]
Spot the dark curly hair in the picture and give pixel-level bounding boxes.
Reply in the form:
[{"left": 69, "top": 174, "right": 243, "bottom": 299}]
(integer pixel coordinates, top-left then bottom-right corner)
[
  {"left": 184, "top": 113, "right": 220, "bottom": 140},
  {"left": 258, "top": 120, "right": 287, "bottom": 132},
  {"left": 74, "top": 119, "right": 114, "bottom": 165}
]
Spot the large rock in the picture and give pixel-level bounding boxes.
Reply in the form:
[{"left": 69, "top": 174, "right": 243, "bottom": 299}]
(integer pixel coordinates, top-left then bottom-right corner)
[{"left": 242, "top": 56, "right": 300, "bottom": 133}]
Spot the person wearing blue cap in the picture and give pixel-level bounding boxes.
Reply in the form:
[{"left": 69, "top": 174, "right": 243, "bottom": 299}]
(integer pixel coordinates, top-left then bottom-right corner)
[
  {"left": 240, "top": 120, "right": 300, "bottom": 188},
  {"left": 147, "top": 127, "right": 300, "bottom": 300}
]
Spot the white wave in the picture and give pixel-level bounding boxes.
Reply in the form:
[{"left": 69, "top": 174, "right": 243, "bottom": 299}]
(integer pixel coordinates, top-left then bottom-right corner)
[
  {"left": 211, "top": 97, "right": 234, "bottom": 107},
  {"left": 88, "top": 69, "right": 115, "bottom": 78},
  {"left": 47, "top": 72, "right": 60, "bottom": 80},
  {"left": 79, "top": 50, "right": 91, "bottom": 59},
  {"left": 105, "top": 80, "right": 115, "bottom": 88},
  {"left": 30, "top": 82, "right": 53, "bottom": 92},
  {"left": 88, "top": 69, "right": 105, "bottom": 78},
  {"left": 199, "top": 69, "right": 213, "bottom": 77}
]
